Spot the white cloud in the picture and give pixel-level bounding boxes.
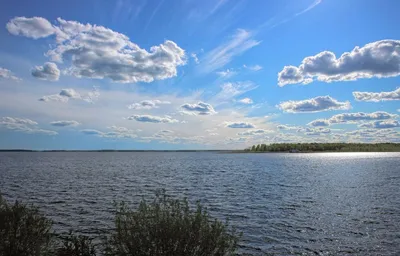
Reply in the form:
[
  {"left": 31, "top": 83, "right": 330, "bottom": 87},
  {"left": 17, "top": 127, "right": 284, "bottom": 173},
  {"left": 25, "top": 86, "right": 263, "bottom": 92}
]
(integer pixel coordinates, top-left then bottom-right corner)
[
  {"left": 0, "top": 67, "right": 21, "bottom": 81},
  {"left": 276, "top": 124, "right": 300, "bottom": 130},
  {"left": 39, "top": 88, "right": 81, "bottom": 102},
  {"left": 80, "top": 129, "right": 103, "bottom": 135},
  {"left": 0, "top": 117, "right": 37, "bottom": 126},
  {"left": 200, "top": 29, "right": 260, "bottom": 73},
  {"left": 103, "top": 126, "right": 138, "bottom": 139},
  {"left": 216, "top": 69, "right": 236, "bottom": 78},
  {"left": 31, "top": 62, "right": 60, "bottom": 81},
  {"left": 278, "top": 40, "right": 400, "bottom": 86},
  {"left": 238, "top": 98, "right": 253, "bottom": 104},
  {"left": 329, "top": 111, "right": 398, "bottom": 124},
  {"left": 127, "top": 100, "right": 170, "bottom": 109},
  {"left": 127, "top": 115, "right": 179, "bottom": 123},
  {"left": 0, "top": 117, "right": 57, "bottom": 135},
  {"left": 180, "top": 102, "right": 216, "bottom": 115},
  {"left": 308, "top": 119, "right": 330, "bottom": 127},
  {"left": 278, "top": 96, "right": 351, "bottom": 113},
  {"left": 299, "top": 127, "right": 331, "bottom": 136},
  {"left": 50, "top": 120, "right": 80, "bottom": 127},
  {"left": 344, "top": 128, "right": 399, "bottom": 142},
  {"left": 359, "top": 120, "right": 400, "bottom": 129},
  {"left": 39, "top": 88, "right": 99, "bottom": 103},
  {"left": 82, "top": 126, "right": 138, "bottom": 139},
  {"left": 225, "top": 122, "right": 255, "bottom": 128},
  {"left": 6, "top": 16, "right": 55, "bottom": 39},
  {"left": 306, "top": 111, "right": 399, "bottom": 128},
  {"left": 237, "top": 129, "right": 271, "bottom": 136},
  {"left": 243, "top": 64, "right": 262, "bottom": 71},
  {"left": 353, "top": 88, "right": 400, "bottom": 102},
  {"left": 7, "top": 16, "right": 186, "bottom": 83}
]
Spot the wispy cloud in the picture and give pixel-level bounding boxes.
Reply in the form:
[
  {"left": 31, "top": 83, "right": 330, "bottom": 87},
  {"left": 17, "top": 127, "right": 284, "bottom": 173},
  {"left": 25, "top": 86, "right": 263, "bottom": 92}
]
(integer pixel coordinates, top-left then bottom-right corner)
[
  {"left": 144, "top": 0, "right": 165, "bottom": 31},
  {"left": 199, "top": 29, "right": 260, "bottom": 73},
  {"left": 260, "top": 0, "right": 322, "bottom": 30}
]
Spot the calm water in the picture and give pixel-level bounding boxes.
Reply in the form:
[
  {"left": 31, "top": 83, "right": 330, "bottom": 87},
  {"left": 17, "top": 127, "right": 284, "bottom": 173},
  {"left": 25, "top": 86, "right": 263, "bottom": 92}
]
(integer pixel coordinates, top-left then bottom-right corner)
[{"left": 1, "top": 152, "right": 400, "bottom": 255}]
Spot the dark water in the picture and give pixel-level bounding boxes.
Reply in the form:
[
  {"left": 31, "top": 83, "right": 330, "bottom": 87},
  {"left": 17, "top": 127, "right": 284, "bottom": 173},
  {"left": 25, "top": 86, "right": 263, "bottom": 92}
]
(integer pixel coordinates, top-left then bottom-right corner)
[{"left": 1, "top": 152, "right": 400, "bottom": 255}]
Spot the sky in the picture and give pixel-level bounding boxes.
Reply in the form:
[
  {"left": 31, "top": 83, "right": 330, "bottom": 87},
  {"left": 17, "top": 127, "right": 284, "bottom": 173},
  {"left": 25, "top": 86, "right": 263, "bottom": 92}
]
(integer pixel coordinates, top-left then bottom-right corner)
[{"left": 0, "top": 0, "right": 399, "bottom": 150}]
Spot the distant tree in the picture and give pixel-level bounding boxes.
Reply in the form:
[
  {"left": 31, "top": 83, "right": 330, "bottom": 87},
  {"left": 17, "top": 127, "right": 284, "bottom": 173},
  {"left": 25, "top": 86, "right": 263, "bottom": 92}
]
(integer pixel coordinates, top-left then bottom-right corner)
[
  {"left": 245, "top": 143, "right": 400, "bottom": 152},
  {"left": 261, "top": 144, "right": 267, "bottom": 151}
]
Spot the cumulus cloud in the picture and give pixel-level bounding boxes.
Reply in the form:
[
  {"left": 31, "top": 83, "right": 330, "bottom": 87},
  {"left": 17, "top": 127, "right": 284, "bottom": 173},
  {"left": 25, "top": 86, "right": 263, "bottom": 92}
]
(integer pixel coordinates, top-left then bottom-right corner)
[
  {"left": 238, "top": 98, "right": 253, "bottom": 104},
  {"left": 200, "top": 29, "right": 260, "bottom": 73},
  {"left": 243, "top": 64, "right": 262, "bottom": 71},
  {"left": 278, "top": 40, "right": 400, "bottom": 86},
  {"left": 39, "top": 88, "right": 81, "bottom": 102},
  {"left": 276, "top": 124, "right": 300, "bottom": 130},
  {"left": 0, "top": 117, "right": 57, "bottom": 135},
  {"left": 329, "top": 111, "right": 398, "bottom": 124},
  {"left": 278, "top": 96, "right": 351, "bottom": 113},
  {"left": 353, "top": 88, "right": 400, "bottom": 102},
  {"left": 0, "top": 67, "right": 21, "bottom": 81},
  {"left": 102, "top": 126, "right": 138, "bottom": 139},
  {"left": 81, "top": 129, "right": 103, "bottom": 135},
  {"left": 128, "top": 100, "right": 170, "bottom": 109},
  {"left": 308, "top": 119, "right": 330, "bottom": 127},
  {"left": 6, "top": 16, "right": 55, "bottom": 39},
  {"left": 299, "top": 127, "right": 331, "bottom": 136},
  {"left": 306, "top": 111, "right": 399, "bottom": 128},
  {"left": 345, "top": 128, "right": 399, "bottom": 142},
  {"left": 180, "top": 102, "right": 216, "bottom": 115},
  {"left": 127, "top": 115, "right": 179, "bottom": 123},
  {"left": 31, "top": 62, "right": 60, "bottom": 81},
  {"left": 7, "top": 16, "right": 186, "bottom": 83},
  {"left": 39, "top": 87, "right": 99, "bottom": 103},
  {"left": 237, "top": 129, "right": 271, "bottom": 136},
  {"left": 50, "top": 120, "right": 80, "bottom": 127},
  {"left": 225, "top": 122, "right": 255, "bottom": 128},
  {"left": 359, "top": 120, "right": 400, "bottom": 129},
  {"left": 82, "top": 126, "right": 139, "bottom": 139}
]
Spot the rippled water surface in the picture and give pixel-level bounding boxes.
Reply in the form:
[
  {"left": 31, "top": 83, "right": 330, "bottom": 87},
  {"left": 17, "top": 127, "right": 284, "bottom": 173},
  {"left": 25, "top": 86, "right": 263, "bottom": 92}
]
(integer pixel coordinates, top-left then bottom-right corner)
[{"left": 1, "top": 152, "right": 400, "bottom": 255}]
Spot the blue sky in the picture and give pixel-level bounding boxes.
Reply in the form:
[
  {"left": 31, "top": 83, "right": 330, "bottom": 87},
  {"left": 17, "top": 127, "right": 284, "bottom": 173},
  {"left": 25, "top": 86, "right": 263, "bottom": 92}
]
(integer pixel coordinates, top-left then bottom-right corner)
[{"left": 0, "top": 0, "right": 399, "bottom": 150}]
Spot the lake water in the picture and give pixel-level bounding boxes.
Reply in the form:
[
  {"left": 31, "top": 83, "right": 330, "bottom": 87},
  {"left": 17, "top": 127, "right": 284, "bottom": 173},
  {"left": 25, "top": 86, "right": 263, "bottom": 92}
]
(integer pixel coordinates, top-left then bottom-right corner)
[{"left": 1, "top": 152, "right": 399, "bottom": 255}]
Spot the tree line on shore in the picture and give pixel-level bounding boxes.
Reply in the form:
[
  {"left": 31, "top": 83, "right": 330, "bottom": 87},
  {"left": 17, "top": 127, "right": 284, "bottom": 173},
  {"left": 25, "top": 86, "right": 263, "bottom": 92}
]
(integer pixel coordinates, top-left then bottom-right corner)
[{"left": 245, "top": 143, "right": 400, "bottom": 152}]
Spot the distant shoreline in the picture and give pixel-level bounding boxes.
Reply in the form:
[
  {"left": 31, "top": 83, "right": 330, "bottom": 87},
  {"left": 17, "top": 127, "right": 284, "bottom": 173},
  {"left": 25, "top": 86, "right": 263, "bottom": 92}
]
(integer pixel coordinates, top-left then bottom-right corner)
[
  {"left": 0, "top": 149, "right": 236, "bottom": 152},
  {"left": 0, "top": 150, "right": 399, "bottom": 153},
  {"left": 1, "top": 143, "right": 400, "bottom": 153}
]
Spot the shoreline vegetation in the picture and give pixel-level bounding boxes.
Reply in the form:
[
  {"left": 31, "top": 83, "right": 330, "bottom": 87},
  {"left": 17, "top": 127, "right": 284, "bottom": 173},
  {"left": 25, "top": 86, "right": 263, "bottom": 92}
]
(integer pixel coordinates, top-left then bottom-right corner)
[
  {"left": 245, "top": 143, "right": 400, "bottom": 152},
  {"left": 0, "top": 143, "right": 400, "bottom": 153},
  {"left": 0, "top": 191, "right": 241, "bottom": 256}
]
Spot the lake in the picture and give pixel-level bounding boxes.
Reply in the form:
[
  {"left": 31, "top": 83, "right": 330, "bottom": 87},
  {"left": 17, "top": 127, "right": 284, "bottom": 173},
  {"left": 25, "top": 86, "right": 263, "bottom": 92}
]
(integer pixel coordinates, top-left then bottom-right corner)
[{"left": 1, "top": 152, "right": 399, "bottom": 255}]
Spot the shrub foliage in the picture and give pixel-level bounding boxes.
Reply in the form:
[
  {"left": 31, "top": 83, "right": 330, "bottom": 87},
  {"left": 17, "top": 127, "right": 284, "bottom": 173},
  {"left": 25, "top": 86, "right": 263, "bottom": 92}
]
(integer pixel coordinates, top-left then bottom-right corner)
[
  {"left": 0, "top": 194, "right": 52, "bottom": 256},
  {"left": 0, "top": 192, "right": 240, "bottom": 256},
  {"left": 104, "top": 192, "right": 240, "bottom": 256}
]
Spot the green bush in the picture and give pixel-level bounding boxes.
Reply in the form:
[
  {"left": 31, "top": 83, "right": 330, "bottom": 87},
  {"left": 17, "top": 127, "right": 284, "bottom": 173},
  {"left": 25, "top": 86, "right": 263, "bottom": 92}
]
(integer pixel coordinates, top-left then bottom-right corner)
[
  {"left": 104, "top": 191, "right": 241, "bottom": 256},
  {"left": 0, "top": 192, "right": 241, "bottom": 256},
  {"left": 0, "top": 194, "right": 52, "bottom": 256}
]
